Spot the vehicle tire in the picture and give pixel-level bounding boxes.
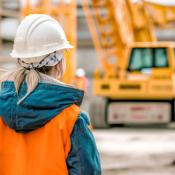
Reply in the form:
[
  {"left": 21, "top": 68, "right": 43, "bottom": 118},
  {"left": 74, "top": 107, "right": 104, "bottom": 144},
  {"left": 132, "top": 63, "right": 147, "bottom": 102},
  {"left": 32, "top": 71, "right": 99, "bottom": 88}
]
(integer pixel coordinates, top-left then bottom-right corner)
[{"left": 89, "top": 97, "right": 109, "bottom": 128}]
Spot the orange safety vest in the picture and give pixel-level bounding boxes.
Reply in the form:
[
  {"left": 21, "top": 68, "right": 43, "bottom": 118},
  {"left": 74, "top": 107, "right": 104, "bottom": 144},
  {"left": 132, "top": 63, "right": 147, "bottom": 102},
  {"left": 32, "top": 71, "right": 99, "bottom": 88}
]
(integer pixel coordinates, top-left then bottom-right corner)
[{"left": 0, "top": 104, "right": 80, "bottom": 175}]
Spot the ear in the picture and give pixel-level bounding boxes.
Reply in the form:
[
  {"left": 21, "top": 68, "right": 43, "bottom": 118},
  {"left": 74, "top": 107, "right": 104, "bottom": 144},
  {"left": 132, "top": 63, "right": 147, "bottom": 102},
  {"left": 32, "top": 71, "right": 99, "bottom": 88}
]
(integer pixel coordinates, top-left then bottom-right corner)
[
  {"left": 55, "top": 63, "right": 60, "bottom": 72},
  {"left": 54, "top": 61, "right": 63, "bottom": 78}
]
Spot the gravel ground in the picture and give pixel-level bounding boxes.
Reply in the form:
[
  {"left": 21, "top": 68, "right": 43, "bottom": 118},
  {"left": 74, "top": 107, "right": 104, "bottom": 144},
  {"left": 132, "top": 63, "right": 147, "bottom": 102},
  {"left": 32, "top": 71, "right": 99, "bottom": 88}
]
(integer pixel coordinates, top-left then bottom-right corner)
[{"left": 94, "top": 128, "right": 175, "bottom": 175}]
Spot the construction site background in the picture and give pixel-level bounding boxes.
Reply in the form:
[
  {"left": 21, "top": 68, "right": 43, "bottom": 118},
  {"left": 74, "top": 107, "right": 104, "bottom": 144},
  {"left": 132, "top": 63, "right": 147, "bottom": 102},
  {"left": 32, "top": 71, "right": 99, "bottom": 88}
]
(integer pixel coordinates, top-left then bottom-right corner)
[{"left": 1, "top": 1, "right": 175, "bottom": 175}]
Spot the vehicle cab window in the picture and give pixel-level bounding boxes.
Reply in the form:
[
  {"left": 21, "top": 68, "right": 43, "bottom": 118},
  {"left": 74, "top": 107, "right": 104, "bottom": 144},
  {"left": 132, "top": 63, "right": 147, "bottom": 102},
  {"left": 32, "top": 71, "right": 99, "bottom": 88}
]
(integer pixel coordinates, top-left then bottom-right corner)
[
  {"left": 154, "top": 48, "right": 168, "bottom": 67},
  {"left": 128, "top": 47, "right": 168, "bottom": 72}
]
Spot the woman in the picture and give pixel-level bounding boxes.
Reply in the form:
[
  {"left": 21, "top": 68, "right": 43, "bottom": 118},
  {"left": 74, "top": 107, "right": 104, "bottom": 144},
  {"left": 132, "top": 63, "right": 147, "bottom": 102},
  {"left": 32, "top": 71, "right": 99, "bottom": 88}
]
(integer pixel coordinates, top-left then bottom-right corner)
[{"left": 0, "top": 14, "right": 101, "bottom": 175}]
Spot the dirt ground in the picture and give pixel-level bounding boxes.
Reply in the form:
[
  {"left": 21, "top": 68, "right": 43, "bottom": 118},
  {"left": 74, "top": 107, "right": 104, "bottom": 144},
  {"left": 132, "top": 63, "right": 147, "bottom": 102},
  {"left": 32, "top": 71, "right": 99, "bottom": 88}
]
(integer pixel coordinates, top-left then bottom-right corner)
[{"left": 94, "top": 127, "right": 175, "bottom": 175}]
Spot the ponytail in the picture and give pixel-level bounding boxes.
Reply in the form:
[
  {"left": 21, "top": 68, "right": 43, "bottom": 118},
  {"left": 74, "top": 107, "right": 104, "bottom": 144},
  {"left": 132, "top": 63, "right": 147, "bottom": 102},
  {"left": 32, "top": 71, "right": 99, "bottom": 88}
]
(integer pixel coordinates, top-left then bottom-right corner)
[
  {"left": 1, "top": 53, "right": 65, "bottom": 104},
  {"left": 7, "top": 67, "right": 41, "bottom": 104}
]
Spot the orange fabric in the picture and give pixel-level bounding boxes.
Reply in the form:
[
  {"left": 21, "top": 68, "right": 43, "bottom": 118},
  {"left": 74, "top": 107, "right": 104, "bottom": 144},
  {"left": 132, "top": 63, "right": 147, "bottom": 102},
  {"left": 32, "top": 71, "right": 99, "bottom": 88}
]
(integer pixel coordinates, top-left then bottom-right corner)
[
  {"left": 0, "top": 104, "right": 80, "bottom": 175},
  {"left": 75, "top": 77, "right": 88, "bottom": 92}
]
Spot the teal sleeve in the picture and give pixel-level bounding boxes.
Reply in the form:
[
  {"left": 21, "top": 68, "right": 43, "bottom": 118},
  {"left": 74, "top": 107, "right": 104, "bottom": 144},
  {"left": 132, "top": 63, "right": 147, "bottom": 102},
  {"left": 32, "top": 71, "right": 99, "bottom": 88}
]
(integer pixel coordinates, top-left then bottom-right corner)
[{"left": 66, "top": 111, "right": 102, "bottom": 175}]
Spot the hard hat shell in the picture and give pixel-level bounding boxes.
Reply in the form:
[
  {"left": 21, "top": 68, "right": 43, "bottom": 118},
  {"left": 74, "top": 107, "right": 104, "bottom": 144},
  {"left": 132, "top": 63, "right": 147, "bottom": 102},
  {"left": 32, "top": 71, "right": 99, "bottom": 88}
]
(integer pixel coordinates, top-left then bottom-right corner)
[
  {"left": 76, "top": 68, "right": 86, "bottom": 77},
  {"left": 11, "top": 14, "right": 73, "bottom": 59}
]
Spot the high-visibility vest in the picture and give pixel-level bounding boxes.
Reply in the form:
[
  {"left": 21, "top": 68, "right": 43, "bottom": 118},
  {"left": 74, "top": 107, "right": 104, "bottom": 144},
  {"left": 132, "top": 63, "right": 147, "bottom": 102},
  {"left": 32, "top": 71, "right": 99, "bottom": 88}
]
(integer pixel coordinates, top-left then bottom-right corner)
[
  {"left": 75, "top": 76, "right": 88, "bottom": 92},
  {"left": 0, "top": 104, "right": 80, "bottom": 175}
]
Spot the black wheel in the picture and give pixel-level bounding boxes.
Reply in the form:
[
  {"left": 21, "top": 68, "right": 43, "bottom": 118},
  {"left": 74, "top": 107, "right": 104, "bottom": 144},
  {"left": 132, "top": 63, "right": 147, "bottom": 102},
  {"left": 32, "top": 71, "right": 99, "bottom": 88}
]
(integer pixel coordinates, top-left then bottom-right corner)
[
  {"left": 167, "top": 100, "right": 175, "bottom": 128},
  {"left": 172, "top": 100, "right": 175, "bottom": 122}
]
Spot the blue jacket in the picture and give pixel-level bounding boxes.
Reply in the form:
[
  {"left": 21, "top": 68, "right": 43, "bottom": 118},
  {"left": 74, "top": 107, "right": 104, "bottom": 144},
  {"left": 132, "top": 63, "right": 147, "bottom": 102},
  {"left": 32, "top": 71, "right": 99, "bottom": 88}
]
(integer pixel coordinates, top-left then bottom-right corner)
[{"left": 0, "top": 77, "right": 101, "bottom": 175}]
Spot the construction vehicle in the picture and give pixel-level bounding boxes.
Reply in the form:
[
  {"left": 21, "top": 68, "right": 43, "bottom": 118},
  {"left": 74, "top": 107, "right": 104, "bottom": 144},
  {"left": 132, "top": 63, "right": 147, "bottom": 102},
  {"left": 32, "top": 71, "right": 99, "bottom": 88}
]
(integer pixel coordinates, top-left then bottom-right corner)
[
  {"left": 21, "top": 0, "right": 77, "bottom": 84},
  {"left": 82, "top": 0, "right": 175, "bottom": 127}
]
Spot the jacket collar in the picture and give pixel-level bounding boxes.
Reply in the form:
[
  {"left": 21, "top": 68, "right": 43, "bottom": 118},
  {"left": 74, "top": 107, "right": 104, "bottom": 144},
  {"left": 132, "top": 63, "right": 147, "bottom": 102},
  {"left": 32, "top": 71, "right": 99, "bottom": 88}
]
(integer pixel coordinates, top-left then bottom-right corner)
[{"left": 0, "top": 74, "right": 84, "bottom": 132}]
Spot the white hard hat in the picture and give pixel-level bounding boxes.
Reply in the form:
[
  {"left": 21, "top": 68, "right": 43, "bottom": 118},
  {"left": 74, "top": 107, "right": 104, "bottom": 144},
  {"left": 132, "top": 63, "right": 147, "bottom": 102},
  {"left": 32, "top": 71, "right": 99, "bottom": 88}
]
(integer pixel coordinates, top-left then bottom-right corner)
[
  {"left": 10, "top": 14, "right": 73, "bottom": 59},
  {"left": 76, "top": 68, "right": 86, "bottom": 77}
]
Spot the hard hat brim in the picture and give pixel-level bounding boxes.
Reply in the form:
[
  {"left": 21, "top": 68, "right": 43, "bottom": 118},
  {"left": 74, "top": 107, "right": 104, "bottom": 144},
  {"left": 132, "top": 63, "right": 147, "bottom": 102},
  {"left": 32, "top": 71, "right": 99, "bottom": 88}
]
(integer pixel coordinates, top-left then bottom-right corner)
[{"left": 10, "top": 43, "right": 73, "bottom": 59}]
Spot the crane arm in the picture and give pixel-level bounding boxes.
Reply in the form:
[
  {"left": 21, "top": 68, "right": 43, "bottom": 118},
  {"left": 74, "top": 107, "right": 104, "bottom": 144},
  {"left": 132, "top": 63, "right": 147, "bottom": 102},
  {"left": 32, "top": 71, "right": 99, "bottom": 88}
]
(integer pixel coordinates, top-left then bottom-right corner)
[{"left": 143, "top": 0, "right": 175, "bottom": 27}]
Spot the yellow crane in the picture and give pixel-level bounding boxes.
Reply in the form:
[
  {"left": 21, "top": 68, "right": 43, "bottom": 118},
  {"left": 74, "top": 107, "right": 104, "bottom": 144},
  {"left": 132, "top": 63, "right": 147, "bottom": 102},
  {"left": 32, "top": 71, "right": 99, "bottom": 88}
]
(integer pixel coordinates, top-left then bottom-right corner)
[{"left": 82, "top": 0, "right": 175, "bottom": 127}]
